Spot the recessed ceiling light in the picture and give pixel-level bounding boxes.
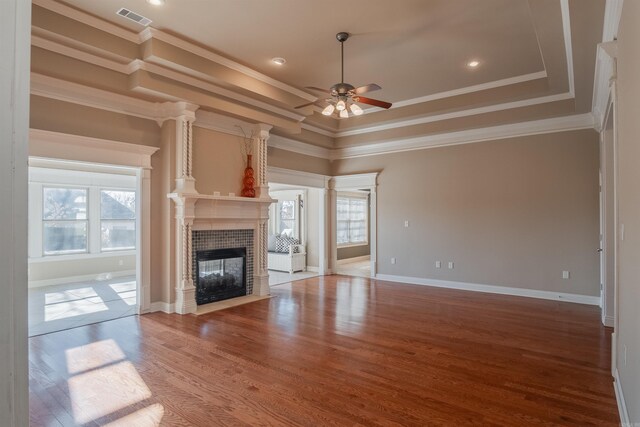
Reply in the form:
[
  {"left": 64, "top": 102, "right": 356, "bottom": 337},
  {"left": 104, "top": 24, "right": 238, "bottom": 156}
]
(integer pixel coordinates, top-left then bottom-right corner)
[
  {"left": 146, "top": 0, "right": 165, "bottom": 5},
  {"left": 467, "top": 60, "right": 480, "bottom": 68},
  {"left": 271, "top": 57, "right": 286, "bottom": 65}
]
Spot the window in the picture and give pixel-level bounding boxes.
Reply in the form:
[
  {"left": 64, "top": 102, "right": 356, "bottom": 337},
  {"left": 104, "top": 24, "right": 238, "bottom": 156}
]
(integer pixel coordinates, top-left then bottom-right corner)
[
  {"left": 42, "top": 187, "right": 88, "bottom": 255},
  {"left": 278, "top": 200, "right": 297, "bottom": 237},
  {"left": 101, "top": 190, "right": 136, "bottom": 251},
  {"left": 337, "top": 196, "right": 368, "bottom": 246}
]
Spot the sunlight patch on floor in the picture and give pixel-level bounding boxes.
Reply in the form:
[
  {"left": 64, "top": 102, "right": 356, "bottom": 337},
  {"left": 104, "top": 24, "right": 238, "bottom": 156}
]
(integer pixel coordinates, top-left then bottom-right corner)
[
  {"left": 103, "top": 403, "right": 165, "bottom": 427},
  {"left": 44, "top": 297, "right": 108, "bottom": 322},
  {"left": 67, "top": 350, "right": 152, "bottom": 424}
]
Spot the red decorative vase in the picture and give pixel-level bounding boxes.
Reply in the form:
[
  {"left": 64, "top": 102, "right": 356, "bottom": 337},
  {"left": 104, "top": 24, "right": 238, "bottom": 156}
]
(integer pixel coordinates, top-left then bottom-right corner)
[{"left": 241, "top": 154, "right": 256, "bottom": 198}]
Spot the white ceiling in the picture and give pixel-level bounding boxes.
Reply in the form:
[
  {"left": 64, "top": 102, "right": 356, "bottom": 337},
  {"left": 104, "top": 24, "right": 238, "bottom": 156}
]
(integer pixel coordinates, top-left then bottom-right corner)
[{"left": 61, "top": 0, "right": 547, "bottom": 104}]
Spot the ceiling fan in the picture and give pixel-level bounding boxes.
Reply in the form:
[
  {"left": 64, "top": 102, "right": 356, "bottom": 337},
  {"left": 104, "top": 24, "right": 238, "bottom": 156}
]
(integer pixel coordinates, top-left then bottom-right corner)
[{"left": 296, "top": 32, "right": 392, "bottom": 118}]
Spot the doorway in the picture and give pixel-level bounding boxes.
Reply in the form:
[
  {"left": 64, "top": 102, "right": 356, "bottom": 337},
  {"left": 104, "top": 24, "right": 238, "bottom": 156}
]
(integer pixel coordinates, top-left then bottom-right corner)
[{"left": 27, "top": 159, "right": 141, "bottom": 336}]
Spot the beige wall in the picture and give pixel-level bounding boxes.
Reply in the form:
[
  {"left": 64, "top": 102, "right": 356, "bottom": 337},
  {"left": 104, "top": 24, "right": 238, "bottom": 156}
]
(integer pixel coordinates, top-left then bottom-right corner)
[
  {"left": 615, "top": 3, "right": 640, "bottom": 422},
  {"left": 192, "top": 127, "right": 246, "bottom": 195},
  {"left": 28, "top": 255, "right": 135, "bottom": 285},
  {"left": 30, "top": 96, "right": 161, "bottom": 146},
  {"left": 333, "top": 129, "right": 600, "bottom": 296},
  {"left": 267, "top": 147, "right": 332, "bottom": 176}
]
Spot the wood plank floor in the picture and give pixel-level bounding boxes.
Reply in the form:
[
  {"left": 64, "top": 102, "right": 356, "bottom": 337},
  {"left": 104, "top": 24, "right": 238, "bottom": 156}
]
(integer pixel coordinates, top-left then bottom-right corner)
[{"left": 29, "top": 275, "right": 619, "bottom": 426}]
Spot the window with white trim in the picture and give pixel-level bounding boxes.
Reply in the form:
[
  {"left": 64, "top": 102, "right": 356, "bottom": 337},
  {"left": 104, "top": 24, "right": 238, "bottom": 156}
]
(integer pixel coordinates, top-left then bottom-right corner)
[
  {"left": 337, "top": 195, "right": 368, "bottom": 246},
  {"left": 29, "top": 167, "right": 137, "bottom": 259},
  {"left": 101, "top": 190, "right": 136, "bottom": 251},
  {"left": 42, "top": 187, "right": 88, "bottom": 255}
]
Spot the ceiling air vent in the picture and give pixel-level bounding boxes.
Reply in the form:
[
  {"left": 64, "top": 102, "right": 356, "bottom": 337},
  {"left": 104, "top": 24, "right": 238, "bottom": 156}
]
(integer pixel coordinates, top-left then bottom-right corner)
[{"left": 116, "top": 8, "right": 152, "bottom": 26}]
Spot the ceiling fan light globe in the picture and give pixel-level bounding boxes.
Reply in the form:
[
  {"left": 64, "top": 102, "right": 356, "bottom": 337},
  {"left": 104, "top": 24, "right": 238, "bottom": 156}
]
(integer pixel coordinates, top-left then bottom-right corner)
[
  {"left": 322, "top": 104, "right": 335, "bottom": 116},
  {"left": 335, "top": 100, "right": 346, "bottom": 111},
  {"left": 339, "top": 109, "right": 349, "bottom": 118},
  {"left": 350, "top": 103, "right": 363, "bottom": 115}
]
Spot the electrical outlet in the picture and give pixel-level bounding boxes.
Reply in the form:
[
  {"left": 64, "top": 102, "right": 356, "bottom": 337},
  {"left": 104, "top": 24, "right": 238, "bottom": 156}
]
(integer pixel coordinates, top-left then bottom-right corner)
[
  {"left": 404, "top": 220, "right": 409, "bottom": 228},
  {"left": 562, "top": 271, "right": 570, "bottom": 279},
  {"left": 448, "top": 261, "right": 454, "bottom": 269},
  {"left": 391, "top": 257, "right": 396, "bottom": 265},
  {"left": 435, "top": 261, "right": 441, "bottom": 268}
]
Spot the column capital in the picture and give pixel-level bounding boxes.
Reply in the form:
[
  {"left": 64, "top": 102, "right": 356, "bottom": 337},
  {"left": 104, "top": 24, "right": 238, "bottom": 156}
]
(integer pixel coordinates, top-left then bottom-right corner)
[{"left": 252, "top": 123, "right": 272, "bottom": 140}]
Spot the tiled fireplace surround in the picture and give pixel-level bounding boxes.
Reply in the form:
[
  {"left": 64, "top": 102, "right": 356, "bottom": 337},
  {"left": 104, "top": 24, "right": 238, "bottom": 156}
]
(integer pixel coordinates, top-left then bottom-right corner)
[{"left": 168, "top": 108, "right": 274, "bottom": 314}]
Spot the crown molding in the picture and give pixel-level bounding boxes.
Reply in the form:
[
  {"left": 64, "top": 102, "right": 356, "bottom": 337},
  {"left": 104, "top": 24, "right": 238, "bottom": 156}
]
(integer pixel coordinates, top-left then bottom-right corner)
[
  {"left": 29, "top": 129, "right": 159, "bottom": 169},
  {"left": 32, "top": 0, "right": 140, "bottom": 43},
  {"left": 330, "top": 113, "right": 595, "bottom": 160},
  {"left": 31, "top": 32, "right": 132, "bottom": 74},
  {"left": 300, "top": 122, "right": 338, "bottom": 138},
  {"left": 31, "top": 73, "right": 197, "bottom": 125},
  {"left": 128, "top": 60, "right": 306, "bottom": 123},
  {"left": 560, "top": 0, "right": 576, "bottom": 96},
  {"left": 592, "top": 0, "right": 623, "bottom": 131},
  {"left": 602, "top": 0, "right": 624, "bottom": 42},
  {"left": 268, "top": 134, "right": 332, "bottom": 160},
  {"left": 390, "top": 71, "right": 548, "bottom": 110},
  {"left": 335, "top": 92, "right": 574, "bottom": 138},
  {"left": 332, "top": 173, "right": 378, "bottom": 190},
  {"left": 139, "top": 28, "right": 316, "bottom": 103},
  {"left": 267, "top": 166, "right": 330, "bottom": 189},
  {"left": 592, "top": 42, "right": 617, "bottom": 131}
]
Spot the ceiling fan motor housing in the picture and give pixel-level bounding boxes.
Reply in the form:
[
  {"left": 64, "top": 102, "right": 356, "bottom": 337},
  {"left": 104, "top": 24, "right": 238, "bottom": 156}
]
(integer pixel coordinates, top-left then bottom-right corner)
[{"left": 331, "top": 82, "right": 356, "bottom": 96}]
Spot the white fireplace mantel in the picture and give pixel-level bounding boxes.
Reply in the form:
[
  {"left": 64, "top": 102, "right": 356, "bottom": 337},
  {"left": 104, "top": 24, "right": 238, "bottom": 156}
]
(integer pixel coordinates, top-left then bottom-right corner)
[
  {"left": 168, "top": 193, "right": 275, "bottom": 224},
  {"left": 169, "top": 192, "right": 275, "bottom": 314}
]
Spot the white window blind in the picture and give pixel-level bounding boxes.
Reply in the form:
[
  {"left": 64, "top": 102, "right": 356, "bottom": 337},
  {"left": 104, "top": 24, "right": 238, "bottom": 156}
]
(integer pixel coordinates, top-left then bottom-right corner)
[{"left": 337, "top": 196, "right": 368, "bottom": 246}]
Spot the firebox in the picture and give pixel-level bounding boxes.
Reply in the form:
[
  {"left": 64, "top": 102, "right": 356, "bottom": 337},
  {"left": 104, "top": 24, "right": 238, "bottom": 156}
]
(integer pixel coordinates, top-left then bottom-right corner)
[{"left": 195, "top": 247, "right": 246, "bottom": 305}]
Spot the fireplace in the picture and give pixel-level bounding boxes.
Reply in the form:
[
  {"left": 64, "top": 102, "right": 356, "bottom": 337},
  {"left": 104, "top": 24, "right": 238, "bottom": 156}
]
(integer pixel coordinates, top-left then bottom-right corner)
[{"left": 196, "top": 247, "right": 246, "bottom": 305}]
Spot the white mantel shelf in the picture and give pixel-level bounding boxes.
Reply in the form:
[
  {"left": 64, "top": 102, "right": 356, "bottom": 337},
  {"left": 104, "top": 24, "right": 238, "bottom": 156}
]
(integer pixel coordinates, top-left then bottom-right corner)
[{"left": 168, "top": 192, "right": 275, "bottom": 223}]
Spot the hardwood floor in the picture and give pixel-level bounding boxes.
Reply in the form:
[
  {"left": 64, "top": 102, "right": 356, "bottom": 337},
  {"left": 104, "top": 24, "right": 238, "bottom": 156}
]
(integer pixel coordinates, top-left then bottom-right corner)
[{"left": 29, "top": 275, "right": 619, "bottom": 426}]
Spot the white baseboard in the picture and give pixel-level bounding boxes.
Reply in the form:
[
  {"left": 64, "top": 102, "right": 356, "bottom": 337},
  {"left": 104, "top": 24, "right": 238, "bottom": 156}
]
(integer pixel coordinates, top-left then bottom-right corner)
[
  {"left": 614, "top": 368, "right": 631, "bottom": 427},
  {"left": 149, "top": 301, "right": 174, "bottom": 314},
  {"left": 28, "top": 269, "right": 136, "bottom": 288},
  {"left": 306, "top": 266, "right": 319, "bottom": 272},
  {"left": 337, "top": 255, "right": 371, "bottom": 265},
  {"left": 374, "top": 274, "right": 601, "bottom": 305},
  {"left": 603, "top": 315, "right": 615, "bottom": 327}
]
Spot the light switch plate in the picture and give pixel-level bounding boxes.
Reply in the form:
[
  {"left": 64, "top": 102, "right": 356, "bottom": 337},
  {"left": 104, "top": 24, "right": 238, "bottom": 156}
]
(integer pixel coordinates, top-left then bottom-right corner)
[
  {"left": 435, "top": 261, "right": 441, "bottom": 268},
  {"left": 448, "top": 261, "right": 454, "bottom": 269},
  {"left": 391, "top": 257, "right": 396, "bottom": 265},
  {"left": 562, "top": 271, "right": 570, "bottom": 279}
]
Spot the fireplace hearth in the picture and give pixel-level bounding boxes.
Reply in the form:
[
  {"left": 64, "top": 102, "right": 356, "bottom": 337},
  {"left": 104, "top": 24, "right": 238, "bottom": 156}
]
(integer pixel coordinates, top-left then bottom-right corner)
[{"left": 196, "top": 247, "right": 246, "bottom": 305}]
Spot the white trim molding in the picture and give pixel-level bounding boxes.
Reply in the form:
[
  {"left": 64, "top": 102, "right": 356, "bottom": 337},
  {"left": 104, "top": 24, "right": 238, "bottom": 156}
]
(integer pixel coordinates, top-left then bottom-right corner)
[
  {"left": 391, "top": 71, "right": 548, "bottom": 110},
  {"left": 613, "top": 369, "right": 631, "bottom": 427},
  {"left": 138, "top": 28, "right": 316, "bottom": 103},
  {"left": 332, "top": 113, "right": 595, "bottom": 160},
  {"left": 560, "top": 0, "right": 576, "bottom": 96},
  {"left": 149, "top": 301, "right": 175, "bottom": 314},
  {"left": 267, "top": 166, "right": 330, "bottom": 189},
  {"left": 268, "top": 134, "right": 332, "bottom": 159},
  {"left": 335, "top": 93, "right": 574, "bottom": 138},
  {"left": 375, "top": 274, "right": 601, "bottom": 306},
  {"left": 29, "top": 129, "right": 159, "bottom": 169}
]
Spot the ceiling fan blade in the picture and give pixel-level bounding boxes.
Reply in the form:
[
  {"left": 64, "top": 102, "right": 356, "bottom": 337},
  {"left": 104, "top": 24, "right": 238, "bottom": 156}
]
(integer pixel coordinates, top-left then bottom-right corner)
[
  {"left": 353, "top": 83, "right": 381, "bottom": 95},
  {"left": 294, "top": 101, "right": 317, "bottom": 109},
  {"left": 305, "top": 86, "right": 330, "bottom": 93},
  {"left": 355, "top": 96, "right": 392, "bottom": 109}
]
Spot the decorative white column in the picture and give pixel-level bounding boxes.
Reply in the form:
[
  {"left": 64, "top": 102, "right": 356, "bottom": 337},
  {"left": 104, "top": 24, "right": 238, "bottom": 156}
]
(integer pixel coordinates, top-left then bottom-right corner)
[
  {"left": 173, "top": 198, "right": 197, "bottom": 314},
  {"left": 328, "top": 179, "right": 337, "bottom": 275},
  {"left": 253, "top": 123, "right": 272, "bottom": 199},
  {"left": 252, "top": 123, "right": 273, "bottom": 295},
  {"left": 173, "top": 105, "right": 199, "bottom": 195}
]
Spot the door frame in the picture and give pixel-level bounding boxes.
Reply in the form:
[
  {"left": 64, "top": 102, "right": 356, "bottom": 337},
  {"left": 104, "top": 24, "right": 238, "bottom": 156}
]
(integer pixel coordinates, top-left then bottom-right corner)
[{"left": 29, "top": 129, "right": 158, "bottom": 314}]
